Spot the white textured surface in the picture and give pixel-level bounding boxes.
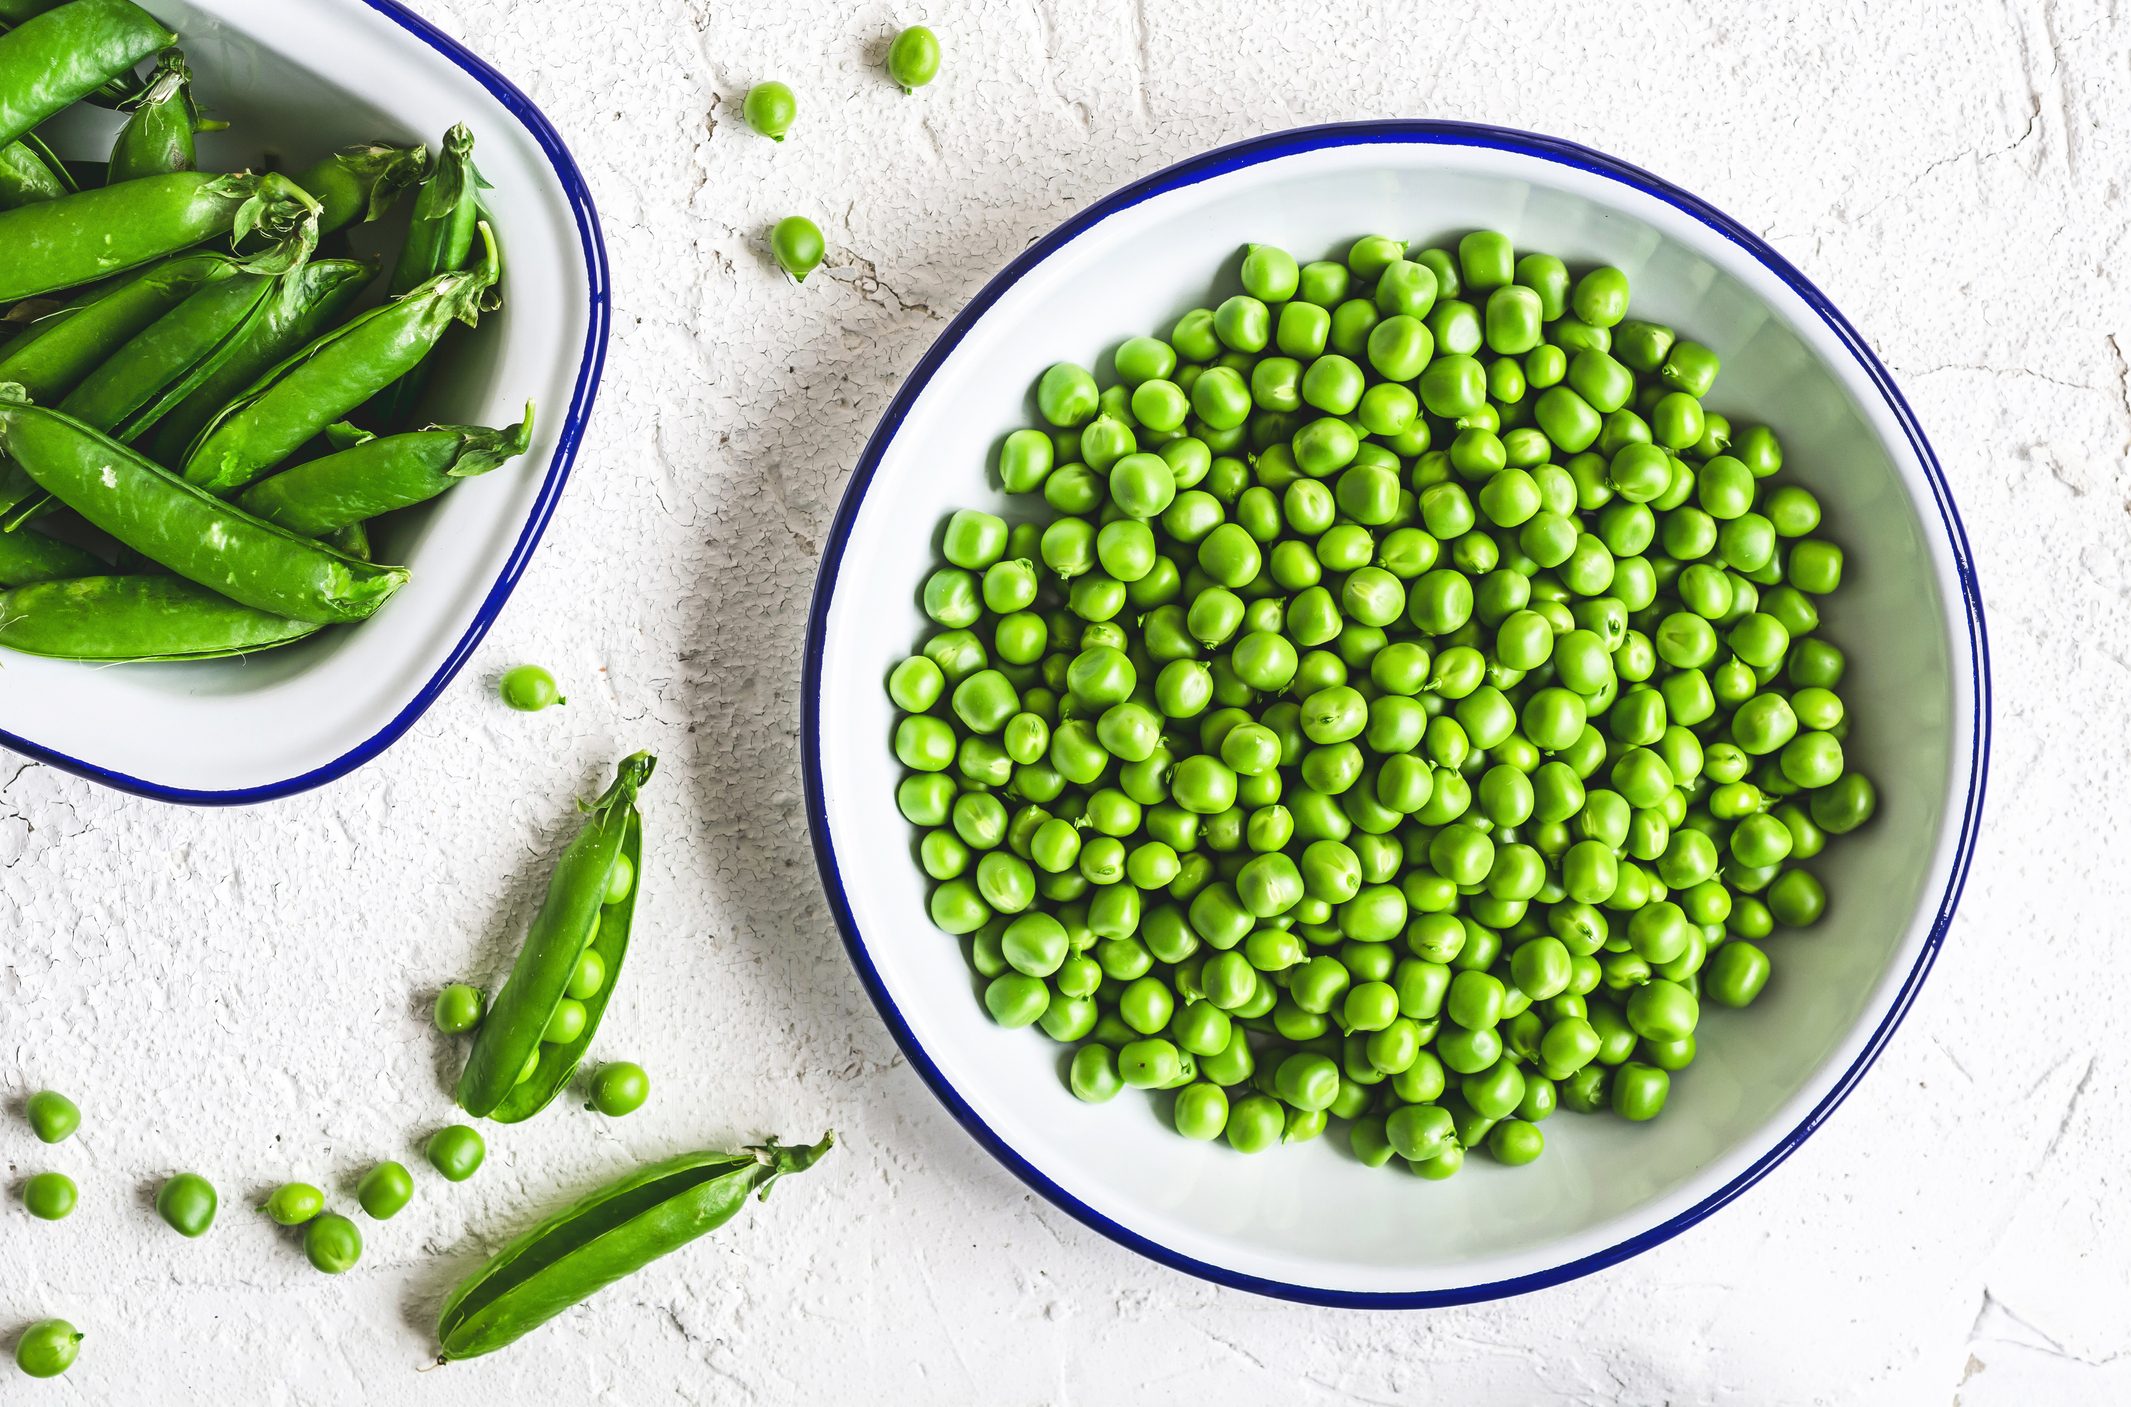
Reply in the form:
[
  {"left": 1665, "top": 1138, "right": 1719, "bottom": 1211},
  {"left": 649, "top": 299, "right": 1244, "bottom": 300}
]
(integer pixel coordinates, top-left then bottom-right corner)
[{"left": 0, "top": 0, "right": 2114, "bottom": 1401}]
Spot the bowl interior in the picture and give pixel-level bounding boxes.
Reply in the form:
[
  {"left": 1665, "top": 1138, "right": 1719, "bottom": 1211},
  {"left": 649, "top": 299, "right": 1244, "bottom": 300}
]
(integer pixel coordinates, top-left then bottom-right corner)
[
  {"left": 813, "top": 132, "right": 1978, "bottom": 1297},
  {"left": 0, "top": 0, "right": 597, "bottom": 799}
]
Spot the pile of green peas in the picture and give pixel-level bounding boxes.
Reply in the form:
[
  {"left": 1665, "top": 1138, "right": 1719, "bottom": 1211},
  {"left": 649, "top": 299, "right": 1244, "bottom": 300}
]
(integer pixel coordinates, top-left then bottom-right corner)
[{"left": 887, "top": 230, "right": 1876, "bottom": 1176}]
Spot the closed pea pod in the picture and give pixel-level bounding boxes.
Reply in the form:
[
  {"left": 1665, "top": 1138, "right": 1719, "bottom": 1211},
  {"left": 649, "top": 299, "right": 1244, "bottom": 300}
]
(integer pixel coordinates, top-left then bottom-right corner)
[
  {"left": 0, "top": 574, "right": 318, "bottom": 661},
  {"left": 147, "top": 256, "right": 378, "bottom": 462},
  {"left": 458, "top": 753, "right": 654, "bottom": 1121},
  {"left": 185, "top": 222, "right": 503, "bottom": 492},
  {"left": 375, "top": 124, "right": 486, "bottom": 425},
  {"left": 0, "top": 391, "right": 405, "bottom": 624},
  {"left": 0, "top": 0, "right": 175, "bottom": 152},
  {"left": 0, "top": 170, "right": 320, "bottom": 303},
  {"left": 437, "top": 1134, "right": 833, "bottom": 1360},
  {"left": 0, "top": 524, "right": 101, "bottom": 587},
  {"left": 0, "top": 251, "right": 251, "bottom": 405},
  {"left": 238, "top": 404, "right": 532, "bottom": 536}
]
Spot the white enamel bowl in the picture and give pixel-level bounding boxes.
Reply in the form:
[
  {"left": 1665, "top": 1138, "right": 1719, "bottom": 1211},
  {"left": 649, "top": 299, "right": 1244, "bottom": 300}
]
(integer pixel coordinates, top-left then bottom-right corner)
[
  {"left": 805, "top": 123, "right": 1988, "bottom": 1304},
  {"left": 0, "top": 0, "right": 606, "bottom": 803}
]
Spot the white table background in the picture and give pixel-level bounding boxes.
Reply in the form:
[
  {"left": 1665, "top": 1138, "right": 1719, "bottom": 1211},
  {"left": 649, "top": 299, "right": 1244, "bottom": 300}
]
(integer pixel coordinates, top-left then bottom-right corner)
[{"left": 1, "top": 0, "right": 2120, "bottom": 1401}]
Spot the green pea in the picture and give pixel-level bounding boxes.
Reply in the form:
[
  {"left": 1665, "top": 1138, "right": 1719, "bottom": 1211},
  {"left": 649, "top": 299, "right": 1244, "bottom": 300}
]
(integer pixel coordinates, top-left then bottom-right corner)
[
  {"left": 156, "top": 1172, "right": 217, "bottom": 1236},
  {"left": 742, "top": 81, "right": 797, "bottom": 140},
  {"left": 427, "top": 1125, "right": 487, "bottom": 1182},
  {"left": 355, "top": 1161, "right": 415, "bottom": 1220},
  {"left": 260, "top": 1181, "right": 324, "bottom": 1226},
  {"left": 14, "top": 1319, "right": 81, "bottom": 1379},
  {"left": 22, "top": 1171, "right": 76, "bottom": 1221},
  {"left": 291, "top": 1212, "right": 361, "bottom": 1275},
  {"left": 885, "top": 24, "right": 942, "bottom": 91},
  {"left": 499, "top": 664, "right": 563, "bottom": 711},
  {"left": 770, "top": 215, "right": 825, "bottom": 282}
]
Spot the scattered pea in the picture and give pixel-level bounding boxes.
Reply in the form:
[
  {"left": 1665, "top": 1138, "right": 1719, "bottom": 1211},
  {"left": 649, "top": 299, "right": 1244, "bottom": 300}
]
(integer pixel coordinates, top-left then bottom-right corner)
[
  {"left": 14, "top": 1319, "right": 80, "bottom": 1379},
  {"left": 886, "top": 25, "right": 941, "bottom": 92},
  {"left": 741, "top": 80, "right": 796, "bottom": 140},
  {"left": 25, "top": 1090, "right": 78, "bottom": 1144},
  {"left": 498, "top": 664, "right": 563, "bottom": 711},
  {"left": 261, "top": 1182, "right": 324, "bottom": 1226},
  {"left": 426, "top": 1125, "right": 486, "bottom": 1183},
  {"left": 356, "top": 1162, "right": 415, "bottom": 1220},
  {"left": 433, "top": 983, "right": 485, "bottom": 1034},
  {"left": 22, "top": 1172, "right": 76, "bottom": 1222},
  {"left": 304, "top": 1213, "right": 363, "bottom": 1274},
  {"left": 155, "top": 1172, "right": 217, "bottom": 1237},
  {"left": 771, "top": 216, "right": 825, "bottom": 283},
  {"left": 587, "top": 1061, "right": 650, "bottom": 1117}
]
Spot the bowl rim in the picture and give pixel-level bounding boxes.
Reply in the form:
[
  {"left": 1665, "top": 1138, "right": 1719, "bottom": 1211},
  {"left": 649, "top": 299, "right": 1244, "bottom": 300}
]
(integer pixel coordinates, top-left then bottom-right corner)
[
  {"left": 802, "top": 119, "right": 1991, "bottom": 1307},
  {"left": 0, "top": 0, "right": 611, "bottom": 808}
]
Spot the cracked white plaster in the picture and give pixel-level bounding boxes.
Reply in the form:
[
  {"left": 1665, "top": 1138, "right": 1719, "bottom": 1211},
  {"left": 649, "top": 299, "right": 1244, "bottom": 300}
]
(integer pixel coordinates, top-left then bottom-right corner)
[{"left": 3, "top": 0, "right": 2130, "bottom": 1402}]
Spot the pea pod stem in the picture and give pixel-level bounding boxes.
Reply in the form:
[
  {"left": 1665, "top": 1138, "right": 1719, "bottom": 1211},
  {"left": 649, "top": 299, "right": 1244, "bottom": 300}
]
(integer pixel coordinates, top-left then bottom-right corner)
[
  {"left": 236, "top": 403, "right": 532, "bottom": 537},
  {"left": 435, "top": 1134, "right": 834, "bottom": 1360},
  {"left": 182, "top": 220, "right": 501, "bottom": 492},
  {"left": 0, "top": 0, "right": 175, "bottom": 151},
  {"left": 0, "top": 170, "right": 321, "bottom": 302},
  {"left": 456, "top": 752, "right": 656, "bottom": 1119},
  {"left": 0, "top": 385, "right": 406, "bottom": 624}
]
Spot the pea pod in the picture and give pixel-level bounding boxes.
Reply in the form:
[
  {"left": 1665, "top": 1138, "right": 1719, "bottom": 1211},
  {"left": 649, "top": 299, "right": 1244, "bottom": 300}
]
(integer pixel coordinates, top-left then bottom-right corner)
[
  {"left": 109, "top": 49, "right": 219, "bottom": 183},
  {"left": 374, "top": 124, "right": 486, "bottom": 425},
  {"left": 0, "top": 386, "right": 407, "bottom": 624},
  {"left": 457, "top": 752, "right": 655, "bottom": 1120},
  {"left": 148, "top": 257, "right": 376, "bottom": 462},
  {"left": 0, "top": 170, "right": 321, "bottom": 303},
  {"left": 0, "top": 574, "right": 316, "bottom": 660},
  {"left": 491, "top": 801, "right": 633, "bottom": 1122},
  {"left": 0, "top": 522, "right": 101, "bottom": 585},
  {"left": 184, "top": 221, "right": 502, "bottom": 492},
  {"left": 237, "top": 403, "right": 532, "bottom": 536},
  {"left": 435, "top": 1134, "right": 834, "bottom": 1360},
  {"left": 0, "top": 134, "right": 71, "bottom": 209},
  {"left": 288, "top": 141, "right": 428, "bottom": 236},
  {"left": 0, "top": 0, "right": 174, "bottom": 150},
  {"left": 0, "top": 251, "right": 252, "bottom": 403},
  {"left": 58, "top": 272, "right": 298, "bottom": 442}
]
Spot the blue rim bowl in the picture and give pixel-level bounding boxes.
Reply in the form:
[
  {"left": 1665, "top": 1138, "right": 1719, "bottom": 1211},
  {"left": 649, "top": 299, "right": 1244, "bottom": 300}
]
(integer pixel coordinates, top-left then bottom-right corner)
[{"left": 804, "top": 120, "right": 1988, "bottom": 1305}]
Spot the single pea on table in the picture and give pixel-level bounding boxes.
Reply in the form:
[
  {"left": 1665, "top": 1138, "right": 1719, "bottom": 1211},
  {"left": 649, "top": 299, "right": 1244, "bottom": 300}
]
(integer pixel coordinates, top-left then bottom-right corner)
[{"left": 884, "top": 228, "right": 1872, "bottom": 1176}]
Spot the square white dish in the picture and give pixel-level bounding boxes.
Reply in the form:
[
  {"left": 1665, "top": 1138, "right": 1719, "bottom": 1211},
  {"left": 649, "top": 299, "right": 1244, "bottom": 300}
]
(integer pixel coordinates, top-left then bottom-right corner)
[
  {"left": 0, "top": 0, "right": 607, "bottom": 803},
  {"left": 804, "top": 123, "right": 1990, "bottom": 1304}
]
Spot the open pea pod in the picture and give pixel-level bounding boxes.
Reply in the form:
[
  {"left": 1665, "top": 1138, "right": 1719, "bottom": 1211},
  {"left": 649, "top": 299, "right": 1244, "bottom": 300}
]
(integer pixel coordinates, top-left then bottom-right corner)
[
  {"left": 457, "top": 752, "right": 656, "bottom": 1120},
  {"left": 0, "top": 386, "right": 407, "bottom": 624},
  {"left": 491, "top": 805, "right": 635, "bottom": 1123},
  {"left": 0, "top": 170, "right": 321, "bottom": 303},
  {"left": 0, "top": 574, "right": 317, "bottom": 661},
  {"left": 235, "top": 403, "right": 532, "bottom": 537},
  {"left": 183, "top": 221, "right": 501, "bottom": 493},
  {"left": 435, "top": 1134, "right": 834, "bottom": 1361},
  {"left": 0, "top": 0, "right": 174, "bottom": 151}
]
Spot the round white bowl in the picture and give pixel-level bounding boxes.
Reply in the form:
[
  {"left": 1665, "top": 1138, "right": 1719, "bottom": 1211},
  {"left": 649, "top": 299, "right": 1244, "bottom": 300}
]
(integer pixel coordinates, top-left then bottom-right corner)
[
  {"left": 0, "top": 0, "right": 607, "bottom": 804},
  {"left": 804, "top": 122, "right": 1989, "bottom": 1305}
]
